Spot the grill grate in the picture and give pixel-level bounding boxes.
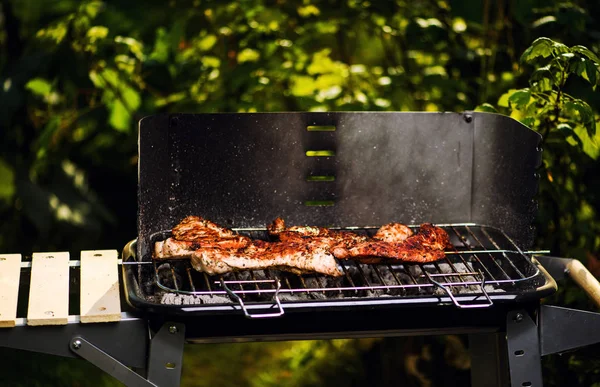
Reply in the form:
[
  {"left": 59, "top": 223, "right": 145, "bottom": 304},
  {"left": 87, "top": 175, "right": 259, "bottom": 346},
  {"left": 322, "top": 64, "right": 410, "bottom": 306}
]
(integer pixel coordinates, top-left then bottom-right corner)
[{"left": 124, "top": 224, "right": 548, "bottom": 315}]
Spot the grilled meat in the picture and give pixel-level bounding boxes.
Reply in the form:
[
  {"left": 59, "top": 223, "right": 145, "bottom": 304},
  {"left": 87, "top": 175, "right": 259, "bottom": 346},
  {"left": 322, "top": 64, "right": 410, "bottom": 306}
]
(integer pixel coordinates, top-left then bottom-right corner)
[
  {"left": 191, "top": 240, "right": 342, "bottom": 276},
  {"left": 155, "top": 236, "right": 251, "bottom": 259},
  {"left": 373, "top": 223, "right": 414, "bottom": 243},
  {"left": 172, "top": 216, "right": 240, "bottom": 241},
  {"left": 331, "top": 223, "right": 450, "bottom": 263},
  {"left": 268, "top": 217, "right": 412, "bottom": 244},
  {"left": 154, "top": 217, "right": 450, "bottom": 275},
  {"left": 154, "top": 216, "right": 252, "bottom": 259}
]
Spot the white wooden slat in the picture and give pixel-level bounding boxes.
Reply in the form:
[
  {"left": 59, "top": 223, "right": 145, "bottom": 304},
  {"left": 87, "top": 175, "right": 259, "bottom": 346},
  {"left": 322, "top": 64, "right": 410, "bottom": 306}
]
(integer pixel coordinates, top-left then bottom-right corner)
[
  {"left": 80, "top": 250, "right": 121, "bottom": 323},
  {"left": 0, "top": 254, "right": 22, "bottom": 328},
  {"left": 27, "top": 252, "right": 69, "bottom": 326}
]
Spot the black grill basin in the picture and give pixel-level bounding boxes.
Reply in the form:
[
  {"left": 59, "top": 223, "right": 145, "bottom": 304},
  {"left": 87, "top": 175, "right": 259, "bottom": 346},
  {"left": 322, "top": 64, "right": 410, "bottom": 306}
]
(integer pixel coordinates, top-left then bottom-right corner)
[{"left": 125, "top": 112, "right": 552, "bottom": 318}]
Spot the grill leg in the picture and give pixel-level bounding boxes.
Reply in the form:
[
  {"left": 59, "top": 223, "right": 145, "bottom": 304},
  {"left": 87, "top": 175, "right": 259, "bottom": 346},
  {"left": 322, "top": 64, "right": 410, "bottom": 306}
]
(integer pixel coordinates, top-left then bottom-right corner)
[
  {"left": 506, "top": 310, "right": 543, "bottom": 387},
  {"left": 469, "top": 333, "right": 509, "bottom": 387},
  {"left": 147, "top": 322, "right": 186, "bottom": 387}
]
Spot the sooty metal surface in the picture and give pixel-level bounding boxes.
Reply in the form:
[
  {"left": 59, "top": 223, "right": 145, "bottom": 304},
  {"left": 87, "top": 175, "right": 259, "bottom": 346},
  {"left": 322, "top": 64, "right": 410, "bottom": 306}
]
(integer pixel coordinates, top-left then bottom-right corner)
[
  {"left": 122, "top": 224, "right": 554, "bottom": 317},
  {"left": 138, "top": 112, "right": 541, "bottom": 260}
]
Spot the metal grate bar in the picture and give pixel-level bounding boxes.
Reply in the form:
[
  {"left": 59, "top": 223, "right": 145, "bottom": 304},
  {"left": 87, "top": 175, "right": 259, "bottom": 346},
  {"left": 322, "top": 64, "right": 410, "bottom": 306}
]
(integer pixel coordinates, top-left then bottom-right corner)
[
  {"left": 338, "top": 260, "right": 358, "bottom": 294},
  {"left": 478, "top": 227, "right": 527, "bottom": 279},
  {"left": 450, "top": 226, "right": 504, "bottom": 282},
  {"left": 170, "top": 266, "right": 179, "bottom": 291},
  {"left": 372, "top": 265, "right": 390, "bottom": 291},
  {"left": 464, "top": 226, "right": 519, "bottom": 282},
  {"left": 202, "top": 272, "right": 212, "bottom": 294},
  {"left": 353, "top": 261, "right": 374, "bottom": 291},
  {"left": 404, "top": 264, "right": 423, "bottom": 289},
  {"left": 249, "top": 270, "right": 262, "bottom": 296},
  {"left": 186, "top": 268, "right": 196, "bottom": 292}
]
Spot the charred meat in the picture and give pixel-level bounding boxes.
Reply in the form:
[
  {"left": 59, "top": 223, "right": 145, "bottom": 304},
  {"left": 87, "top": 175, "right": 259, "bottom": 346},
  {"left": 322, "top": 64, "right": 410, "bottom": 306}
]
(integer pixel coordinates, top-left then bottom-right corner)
[
  {"left": 191, "top": 239, "right": 342, "bottom": 277},
  {"left": 330, "top": 223, "right": 450, "bottom": 263},
  {"left": 154, "top": 216, "right": 450, "bottom": 275}
]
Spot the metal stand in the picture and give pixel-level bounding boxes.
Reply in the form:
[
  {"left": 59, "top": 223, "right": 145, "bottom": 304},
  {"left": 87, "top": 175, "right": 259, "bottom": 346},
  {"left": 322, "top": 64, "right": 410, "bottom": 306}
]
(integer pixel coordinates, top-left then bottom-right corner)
[
  {"left": 5, "top": 307, "right": 600, "bottom": 386},
  {"left": 506, "top": 310, "right": 543, "bottom": 387},
  {"left": 69, "top": 322, "right": 186, "bottom": 387},
  {"left": 469, "top": 304, "right": 600, "bottom": 387}
]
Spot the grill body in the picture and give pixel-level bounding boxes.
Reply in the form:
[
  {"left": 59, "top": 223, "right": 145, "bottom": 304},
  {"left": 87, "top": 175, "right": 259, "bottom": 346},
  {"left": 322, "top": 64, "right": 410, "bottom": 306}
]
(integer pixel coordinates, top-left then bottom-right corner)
[{"left": 127, "top": 111, "right": 552, "bottom": 318}]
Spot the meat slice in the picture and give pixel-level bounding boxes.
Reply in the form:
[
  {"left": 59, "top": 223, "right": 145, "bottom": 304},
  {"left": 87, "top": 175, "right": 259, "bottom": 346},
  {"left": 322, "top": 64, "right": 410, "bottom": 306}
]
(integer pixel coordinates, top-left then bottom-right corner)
[
  {"left": 154, "top": 215, "right": 251, "bottom": 259},
  {"left": 191, "top": 240, "right": 343, "bottom": 276},
  {"left": 331, "top": 223, "right": 449, "bottom": 263},
  {"left": 267, "top": 218, "right": 415, "bottom": 264},
  {"left": 269, "top": 217, "right": 413, "bottom": 244},
  {"left": 173, "top": 216, "right": 240, "bottom": 241},
  {"left": 373, "top": 223, "right": 414, "bottom": 243},
  {"left": 155, "top": 236, "right": 251, "bottom": 259},
  {"left": 268, "top": 217, "right": 333, "bottom": 238}
]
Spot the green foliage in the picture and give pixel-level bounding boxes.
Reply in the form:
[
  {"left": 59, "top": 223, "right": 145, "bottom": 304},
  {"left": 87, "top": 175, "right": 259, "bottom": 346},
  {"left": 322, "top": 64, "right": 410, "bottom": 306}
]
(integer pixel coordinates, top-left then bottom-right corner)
[
  {"left": 480, "top": 37, "right": 600, "bottom": 386},
  {"left": 499, "top": 38, "right": 599, "bottom": 158},
  {"left": 479, "top": 38, "right": 600, "bottom": 259},
  {"left": 1, "top": 1, "right": 600, "bottom": 386}
]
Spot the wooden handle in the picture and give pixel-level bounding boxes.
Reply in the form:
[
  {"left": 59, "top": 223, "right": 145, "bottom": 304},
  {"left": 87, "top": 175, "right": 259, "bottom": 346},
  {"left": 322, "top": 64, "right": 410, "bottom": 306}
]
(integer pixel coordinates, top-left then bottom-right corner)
[{"left": 567, "top": 259, "right": 600, "bottom": 308}]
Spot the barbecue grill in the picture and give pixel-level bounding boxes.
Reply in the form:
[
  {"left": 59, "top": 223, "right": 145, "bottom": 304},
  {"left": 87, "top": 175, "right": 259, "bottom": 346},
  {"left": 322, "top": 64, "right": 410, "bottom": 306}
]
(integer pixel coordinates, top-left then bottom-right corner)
[{"left": 2, "top": 111, "right": 600, "bottom": 387}]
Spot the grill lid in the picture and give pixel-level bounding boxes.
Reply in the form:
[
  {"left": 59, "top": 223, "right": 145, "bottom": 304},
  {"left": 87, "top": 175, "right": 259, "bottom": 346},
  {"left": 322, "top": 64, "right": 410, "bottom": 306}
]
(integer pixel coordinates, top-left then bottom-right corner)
[{"left": 137, "top": 112, "right": 541, "bottom": 261}]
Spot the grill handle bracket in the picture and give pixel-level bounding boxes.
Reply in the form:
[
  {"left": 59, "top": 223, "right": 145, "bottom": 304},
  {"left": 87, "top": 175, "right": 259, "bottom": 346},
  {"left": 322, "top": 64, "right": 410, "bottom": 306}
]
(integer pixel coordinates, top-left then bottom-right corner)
[
  {"left": 70, "top": 336, "right": 157, "bottom": 387},
  {"left": 425, "top": 271, "right": 493, "bottom": 309},
  {"left": 220, "top": 279, "right": 285, "bottom": 319}
]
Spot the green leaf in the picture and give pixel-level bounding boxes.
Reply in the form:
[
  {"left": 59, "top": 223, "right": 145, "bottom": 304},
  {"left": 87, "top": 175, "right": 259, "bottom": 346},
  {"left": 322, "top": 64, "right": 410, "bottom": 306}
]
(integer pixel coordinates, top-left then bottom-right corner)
[
  {"left": 530, "top": 65, "right": 556, "bottom": 91},
  {"left": 531, "top": 77, "right": 553, "bottom": 92},
  {"left": 498, "top": 89, "right": 518, "bottom": 107},
  {"left": 474, "top": 103, "right": 497, "bottom": 113},
  {"left": 114, "top": 36, "right": 144, "bottom": 60},
  {"left": 290, "top": 75, "right": 316, "bottom": 97},
  {"left": 25, "top": 78, "right": 52, "bottom": 97},
  {"left": 572, "top": 45, "right": 600, "bottom": 65},
  {"left": 521, "top": 117, "right": 535, "bottom": 127},
  {"left": 508, "top": 89, "right": 531, "bottom": 109},
  {"left": 108, "top": 99, "right": 129, "bottom": 132},
  {"left": 298, "top": 5, "right": 320, "bottom": 17},
  {"left": 573, "top": 125, "right": 600, "bottom": 159},
  {"left": 89, "top": 68, "right": 140, "bottom": 132},
  {"left": 237, "top": 48, "right": 260, "bottom": 63},
  {"left": 37, "top": 116, "right": 60, "bottom": 150},
  {"left": 584, "top": 60, "right": 598, "bottom": 86},
  {"left": 565, "top": 100, "right": 595, "bottom": 137},
  {"left": 570, "top": 56, "right": 586, "bottom": 77},
  {"left": 201, "top": 56, "right": 220, "bottom": 68},
  {"left": 82, "top": 1, "right": 105, "bottom": 18},
  {"left": 150, "top": 28, "right": 169, "bottom": 63},
  {"left": 86, "top": 26, "right": 108, "bottom": 41},
  {"left": 557, "top": 123, "right": 573, "bottom": 135},
  {"left": 551, "top": 42, "right": 569, "bottom": 56},
  {"left": 197, "top": 35, "right": 217, "bottom": 51},
  {"left": 520, "top": 37, "right": 553, "bottom": 63},
  {"left": 0, "top": 158, "right": 15, "bottom": 202}
]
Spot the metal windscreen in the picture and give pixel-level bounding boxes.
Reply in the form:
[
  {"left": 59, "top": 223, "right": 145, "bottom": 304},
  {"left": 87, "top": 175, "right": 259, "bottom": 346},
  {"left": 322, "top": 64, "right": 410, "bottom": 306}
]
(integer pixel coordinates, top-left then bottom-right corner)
[{"left": 137, "top": 112, "right": 541, "bottom": 259}]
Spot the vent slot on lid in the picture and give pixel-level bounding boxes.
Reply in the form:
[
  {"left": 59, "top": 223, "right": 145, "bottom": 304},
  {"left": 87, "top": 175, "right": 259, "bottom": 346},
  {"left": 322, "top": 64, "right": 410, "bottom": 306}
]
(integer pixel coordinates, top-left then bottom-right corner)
[
  {"left": 306, "top": 150, "right": 335, "bottom": 157},
  {"left": 306, "top": 175, "right": 335, "bottom": 182},
  {"left": 307, "top": 125, "right": 336, "bottom": 131}
]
